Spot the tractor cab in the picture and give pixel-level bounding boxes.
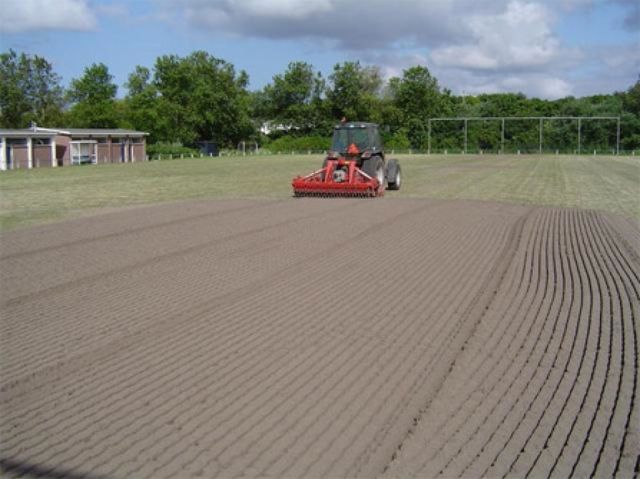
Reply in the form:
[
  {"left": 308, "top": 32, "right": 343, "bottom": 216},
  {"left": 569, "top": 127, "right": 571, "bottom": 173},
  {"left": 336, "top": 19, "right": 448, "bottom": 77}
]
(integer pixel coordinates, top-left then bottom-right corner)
[{"left": 330, "top": 122, "right": 383, "bottom": 162}]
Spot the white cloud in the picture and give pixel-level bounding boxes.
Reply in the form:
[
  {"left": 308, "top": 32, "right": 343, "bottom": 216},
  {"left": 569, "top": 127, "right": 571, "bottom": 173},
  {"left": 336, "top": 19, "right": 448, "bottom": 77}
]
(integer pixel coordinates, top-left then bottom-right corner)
[
  {"left": 156, "top": 0, "right": 629, "bottom": 98},
  {"left": 94, "top": 3, "right": 130, "bottom": 19},
  {"left": 167, "top": 0, "right": 501, "bottom": 49},
  {"left": 0, "top": 0, "right": 96, "bottom": 33},
  {"left": 570, "top": 43, "right": 640, "bottom": 96},
  {"left": 430, "top": 1, "right": 565, "bottom": 71},
  {"left": 360, "top": 52, "right": 431, "bottom": 81},
  {"left": 526, "top": 76, "right": 573, "bottom": 98},
  {"left": 432, "top": 48, "right": 500, "bottom": 70},
  {"left": 230, "top": 0, "right": 333, "bottom": 19},
  {"left": 557, "top": 0, "right": 593, "bottom": 11},
  {"left": 417, "top": 1, "right": 588, "bottom": 98},
  {"left": 436, "top": 68, "right": 573, "bottom": 99}
]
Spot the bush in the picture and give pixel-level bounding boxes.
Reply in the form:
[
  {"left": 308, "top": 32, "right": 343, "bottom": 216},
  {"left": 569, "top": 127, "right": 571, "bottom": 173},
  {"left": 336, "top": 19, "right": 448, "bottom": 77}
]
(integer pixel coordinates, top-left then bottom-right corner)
[
  {"left": 147, "top": 143, "right": 200, "bottom": 158},
  {"left": 265, "top": 135, "right": 330, "bottom": 152},
  {"left": 384, "top": 129, "right": 411, "bottom": 149}
]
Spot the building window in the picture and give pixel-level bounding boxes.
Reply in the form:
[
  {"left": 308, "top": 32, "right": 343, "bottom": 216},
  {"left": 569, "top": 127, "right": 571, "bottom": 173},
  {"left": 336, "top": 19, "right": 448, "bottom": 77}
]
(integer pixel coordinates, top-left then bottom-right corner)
[{"left": 70, "top": 141, "right": 97, "bottom": 165}]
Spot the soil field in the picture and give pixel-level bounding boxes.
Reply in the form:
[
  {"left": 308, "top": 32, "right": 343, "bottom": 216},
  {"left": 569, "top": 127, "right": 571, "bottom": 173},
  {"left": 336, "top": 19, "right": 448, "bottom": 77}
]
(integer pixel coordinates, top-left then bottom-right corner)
[{"left": 0, "top": 198, "right": 638, "bottom": 478}]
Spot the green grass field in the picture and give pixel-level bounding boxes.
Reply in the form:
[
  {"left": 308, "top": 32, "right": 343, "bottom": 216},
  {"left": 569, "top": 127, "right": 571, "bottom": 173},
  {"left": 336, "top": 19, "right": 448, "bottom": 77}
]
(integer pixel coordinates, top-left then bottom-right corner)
[{"left": 0, "top": 154, "right": 638, "bottom": 230}]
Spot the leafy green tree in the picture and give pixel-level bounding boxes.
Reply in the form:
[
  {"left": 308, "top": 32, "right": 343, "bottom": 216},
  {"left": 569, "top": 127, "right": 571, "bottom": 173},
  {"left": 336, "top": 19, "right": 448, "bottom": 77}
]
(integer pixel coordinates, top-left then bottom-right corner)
[
  {"left": 620, "top": 79, "right": 640, "bottom": 150},
  {"left": 384, "top": 129, "right": 411, "bottom": 149},
  {"left": 0, "top": 49, "right": 65, "bottom": 128},
  {"left": 257, "top": 61, "right": 326, "bottom": 134},
  {"left": 393, "top": 66, "right": 442, "bottom": 120},
  {"left": 326, "top": 61, "right": 383, "bottom": 121},
  {"left": 249, "top": 89, "right": 271, "bottom": 126},
  {"left": 126, "top": 65, "right": 152, "bottom": 97},
  {"left": 122, "top": 66, "right": 159, "bottom": 141},
  {"left": 378, "top": 102, "right": 404, "bottom": 131},
  {"left": 623, "top": 79, "right": 640, "bottom": 115},
  {"left": 472, "top": 93, "right": 531, "bottom": 117},
  {"left": 153, "top": 51, "right": 253, "bottom": 146},
  {"left": 406, "top": 117, "right": 428, "bottom": 150},
  {"left": 389, "top": 66, "right": 444, "bottom": 148},
  {"left": 66, "top": 63, "right": 119, "bottom": 128},
  {"left": 376, "top": 79, "right": 404, "bottom": 133}
]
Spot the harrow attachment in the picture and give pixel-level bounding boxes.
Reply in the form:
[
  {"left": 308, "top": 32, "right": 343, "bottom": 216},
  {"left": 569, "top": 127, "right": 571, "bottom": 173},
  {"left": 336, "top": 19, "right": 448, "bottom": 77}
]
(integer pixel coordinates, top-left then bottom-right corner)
[{"left": 292, "top": 159, "right": 381, "bottom": 198}]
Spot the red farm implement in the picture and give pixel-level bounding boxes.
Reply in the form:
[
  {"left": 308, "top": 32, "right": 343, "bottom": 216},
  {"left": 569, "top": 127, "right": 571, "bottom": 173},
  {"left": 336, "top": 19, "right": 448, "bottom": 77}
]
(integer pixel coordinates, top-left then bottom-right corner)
[{"left": 292, "top": 156, "right": 381, "bottom": 198}]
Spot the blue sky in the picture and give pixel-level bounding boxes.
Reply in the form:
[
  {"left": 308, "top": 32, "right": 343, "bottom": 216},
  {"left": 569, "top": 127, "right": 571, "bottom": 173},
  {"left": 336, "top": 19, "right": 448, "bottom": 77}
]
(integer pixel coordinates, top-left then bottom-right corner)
[{"left": 1, "top": 0, "right": 638, "bottom": 100}]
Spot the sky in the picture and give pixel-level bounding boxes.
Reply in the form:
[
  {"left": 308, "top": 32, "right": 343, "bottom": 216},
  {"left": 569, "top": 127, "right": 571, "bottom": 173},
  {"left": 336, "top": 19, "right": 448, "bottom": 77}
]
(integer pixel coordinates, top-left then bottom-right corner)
[{"left": 0, "top": 0, "right": 638, "bottom": 100}]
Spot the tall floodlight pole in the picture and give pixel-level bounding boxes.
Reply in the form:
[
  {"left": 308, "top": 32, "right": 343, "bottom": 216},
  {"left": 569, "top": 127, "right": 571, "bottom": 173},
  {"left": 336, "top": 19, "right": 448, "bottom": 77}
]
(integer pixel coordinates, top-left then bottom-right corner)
[
  {"left": 539, "top": 118, "right": 543, "bottom": 154},
  {"left": 616, "top": 117, "right": 620, "bottom": 155},
  {"left": 577, "top": 118, "right": 581, "bottom": 155},
  {"left": 501, "top": 118, "right": 505, "bottom": 154},
  {"left": 428, "top": 119, "right": 431, "bottom": 154},
  {"left": 464, "top": 119, "right": 468, "bottom": 154}
]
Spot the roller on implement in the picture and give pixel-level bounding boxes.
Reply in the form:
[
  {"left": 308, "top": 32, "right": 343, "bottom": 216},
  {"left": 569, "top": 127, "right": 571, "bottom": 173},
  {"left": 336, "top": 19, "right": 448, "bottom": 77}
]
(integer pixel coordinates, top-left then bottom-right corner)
[{"left": 292, "top": 122, "right": 401, "bottom": 198}]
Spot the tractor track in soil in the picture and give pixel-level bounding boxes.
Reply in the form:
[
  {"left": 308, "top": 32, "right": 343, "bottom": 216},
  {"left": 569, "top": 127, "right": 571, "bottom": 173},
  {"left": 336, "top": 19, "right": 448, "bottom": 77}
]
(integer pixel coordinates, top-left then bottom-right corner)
[{"left": 0, "top": 198, "right": 637, "bottom": 478}]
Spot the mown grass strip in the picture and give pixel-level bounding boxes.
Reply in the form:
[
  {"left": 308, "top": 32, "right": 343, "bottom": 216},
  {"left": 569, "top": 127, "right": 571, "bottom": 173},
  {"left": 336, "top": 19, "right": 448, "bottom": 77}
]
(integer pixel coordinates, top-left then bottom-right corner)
[{"left": 0, "top": 154, "right": 638, "bottom": 230}]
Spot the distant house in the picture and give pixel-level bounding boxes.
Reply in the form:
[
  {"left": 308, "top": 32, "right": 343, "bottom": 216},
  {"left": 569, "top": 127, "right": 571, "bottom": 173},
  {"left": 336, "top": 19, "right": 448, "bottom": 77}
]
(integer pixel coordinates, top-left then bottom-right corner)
[
  {"left": 259, "top": 121, "right": 296, "bottom": 135},
  {"left": 0, "top": 125, "right": 149, "bottom": 171}
]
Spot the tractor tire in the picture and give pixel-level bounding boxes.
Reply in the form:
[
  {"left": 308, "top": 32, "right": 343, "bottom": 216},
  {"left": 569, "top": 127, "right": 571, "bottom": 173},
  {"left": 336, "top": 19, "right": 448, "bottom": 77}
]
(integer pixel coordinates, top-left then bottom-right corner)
[
  {"left": 363, "top": 156, "right": 385, "bottom": 193},
  {"left": 387, "top": 159, "right": 401, "bottom": 190}
]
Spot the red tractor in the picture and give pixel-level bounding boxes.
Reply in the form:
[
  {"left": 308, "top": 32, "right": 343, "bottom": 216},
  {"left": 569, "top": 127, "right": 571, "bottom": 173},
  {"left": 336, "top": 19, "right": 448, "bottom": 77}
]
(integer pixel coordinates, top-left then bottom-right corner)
[{"left": 292, "top": 122, "right": 401, "bottom": 197}]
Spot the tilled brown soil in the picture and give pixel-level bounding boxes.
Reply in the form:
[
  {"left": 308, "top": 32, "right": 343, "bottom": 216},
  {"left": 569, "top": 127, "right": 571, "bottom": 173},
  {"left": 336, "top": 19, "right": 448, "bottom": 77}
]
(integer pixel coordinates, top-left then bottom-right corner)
[{"left": 0, "top": 198, "right": 637, "bottom": 479}]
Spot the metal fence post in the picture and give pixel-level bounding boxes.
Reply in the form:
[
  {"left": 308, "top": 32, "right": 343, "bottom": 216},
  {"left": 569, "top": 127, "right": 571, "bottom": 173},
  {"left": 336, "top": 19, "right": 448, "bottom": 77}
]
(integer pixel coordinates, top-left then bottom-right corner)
[
  {"left": 421, "top": 116, "right": 617, "bottom": 156},
  {"left": 539, "top": 118, "right": 543, "bottom": 154},
  {"left": 577, "top": 118, "right": 581, "bottom": 155},
  {"left": 464, "top": 119, "right": 468, "bottom": 154},
  {"left": 616, "top": 117, "right": 620, "bottom": 155}
]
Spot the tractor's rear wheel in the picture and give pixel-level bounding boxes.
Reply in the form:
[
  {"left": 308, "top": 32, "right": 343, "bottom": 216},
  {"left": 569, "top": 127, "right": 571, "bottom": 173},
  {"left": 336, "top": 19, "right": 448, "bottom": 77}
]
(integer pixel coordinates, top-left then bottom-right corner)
[
  {"left": 387, "top": 159, "right": 401, "bottom": 190},
  {"left": 363, "top": 157, "right": 385, "bottom": 194}
]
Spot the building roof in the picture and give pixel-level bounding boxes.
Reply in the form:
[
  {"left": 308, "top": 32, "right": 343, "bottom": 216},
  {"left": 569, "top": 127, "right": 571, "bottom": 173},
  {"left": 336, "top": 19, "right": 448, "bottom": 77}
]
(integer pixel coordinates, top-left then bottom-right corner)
[
  {"left": 0, "top": 129, "right": 59, "bottom": 138},
  {"left": 63, "top": 128, "right": 149, "bottom": 137},
  {"left": 0, "top": 126, "right": 148, "bottom": 138}
]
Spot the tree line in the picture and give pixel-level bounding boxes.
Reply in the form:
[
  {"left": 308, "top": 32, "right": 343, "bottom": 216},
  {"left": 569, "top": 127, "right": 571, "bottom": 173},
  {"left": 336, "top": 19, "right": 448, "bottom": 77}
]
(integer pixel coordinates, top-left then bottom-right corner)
[{"left": 1, "top": 49, "right": 639, "bottom": 153}]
